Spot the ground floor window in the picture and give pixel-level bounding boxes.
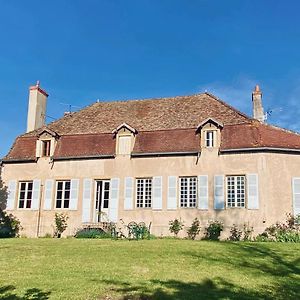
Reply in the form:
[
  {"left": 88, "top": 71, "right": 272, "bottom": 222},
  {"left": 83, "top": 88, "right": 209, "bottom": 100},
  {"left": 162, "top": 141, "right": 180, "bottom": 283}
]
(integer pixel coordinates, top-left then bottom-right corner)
[
  {"left": 179, "top": 176, "right": 197, "bottom": 208},
  {"left": 136, "top": 178, "right": 152, "bottom": 208},
  {"left": 18, "top": 181, "right": 33, "bottom": 209},
  {"left": 56, "top": 180, "right": 71, "bottom": 209},
  {"left": 226, "top": 175, "right": 246, "bottom": 208}
]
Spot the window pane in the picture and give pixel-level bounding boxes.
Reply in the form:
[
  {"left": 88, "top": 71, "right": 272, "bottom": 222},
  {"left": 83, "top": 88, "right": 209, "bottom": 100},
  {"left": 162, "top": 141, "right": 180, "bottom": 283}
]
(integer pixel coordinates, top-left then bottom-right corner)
[
  {"left": 65, "top": 181, "right": 71, "bottom": 190},
  {"left": 19, "top": 200, "right": 24, "bottom": 208},
  {"left": 63, "top": 200, "right": 69, "bottom": 209},
  {"left": 56, "top": 200, "right": 62, "bottom": 208},
  {"left": 26, "top": 200, "right": 31, "bottom": 209},
  {"left": 56, "top": 191, "right": 62, "bottom": 200},
  {"left": 64, "top": 190, "right": 70, "bottom": 200},
  {"left": 57, "top": 182, "right": 63, "bottom": 190},
  {"left": 28, "top": 182, "right": 33, "bottom": 191},
  {"left": 20, "top": 182, "right": 26, "bottom": 191}
]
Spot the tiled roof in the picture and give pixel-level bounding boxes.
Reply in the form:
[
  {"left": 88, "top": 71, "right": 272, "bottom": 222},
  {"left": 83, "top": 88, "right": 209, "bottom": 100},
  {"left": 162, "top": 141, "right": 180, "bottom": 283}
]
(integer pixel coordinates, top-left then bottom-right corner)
[
  {"left": 3, "top": 92, "right": 300, "bottom": 162},
  {"left": 23, "top": 93, "right": 250, "bottom": 136}
]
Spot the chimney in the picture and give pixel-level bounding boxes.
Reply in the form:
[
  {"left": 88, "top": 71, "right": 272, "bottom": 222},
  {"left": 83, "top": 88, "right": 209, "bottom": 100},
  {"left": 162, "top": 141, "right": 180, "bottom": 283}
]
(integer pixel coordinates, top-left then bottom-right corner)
[
  {"left": 252, "top": 85, "right": 265, "bottom": 122},
  {"left": 26, "top": 81, "right": 48, "bottom": 132}
]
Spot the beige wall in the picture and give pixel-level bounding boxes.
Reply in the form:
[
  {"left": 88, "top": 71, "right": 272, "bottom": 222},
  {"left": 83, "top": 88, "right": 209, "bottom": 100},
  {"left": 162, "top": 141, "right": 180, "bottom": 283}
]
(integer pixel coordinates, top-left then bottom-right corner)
[{"left": 2, "top": 149, "right": 299, "bottom": 238}]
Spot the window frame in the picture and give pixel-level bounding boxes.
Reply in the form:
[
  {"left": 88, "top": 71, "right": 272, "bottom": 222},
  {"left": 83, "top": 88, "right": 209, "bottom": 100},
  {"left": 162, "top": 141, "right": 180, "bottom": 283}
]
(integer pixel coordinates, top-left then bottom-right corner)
[
  {"left": 42, "top": 140, "right": 51, "bottom": 157},
  {"left": 205, "top": 130, "right": 214, "bottom": 148},
  {"left": 179, "top": 176, "right": 198, "bottom": 208},
  {"left": 18, "top": 181, "right": 33, "bottom": 209},
  {"left": 226, "top": 175, "right": 246, "bottom": 208},
  {"left": 136, "top": 177, "right": 153, "bottom": 208},
  {"left": 55, "top": 180, "right": 71, "bottom": 209}
]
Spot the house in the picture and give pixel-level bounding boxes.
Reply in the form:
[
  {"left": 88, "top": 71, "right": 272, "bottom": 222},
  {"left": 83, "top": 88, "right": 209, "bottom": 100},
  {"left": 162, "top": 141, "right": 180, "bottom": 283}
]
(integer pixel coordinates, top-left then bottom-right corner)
[{"left": 1, "top": 82, "right": 300, "bottom": 237}]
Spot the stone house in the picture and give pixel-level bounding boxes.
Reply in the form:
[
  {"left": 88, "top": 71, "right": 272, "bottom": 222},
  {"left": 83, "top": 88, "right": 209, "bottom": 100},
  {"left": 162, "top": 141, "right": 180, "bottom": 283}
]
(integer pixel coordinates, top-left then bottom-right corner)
[{"left": 1, "top": 82, "right": 300, "bottom": 237}]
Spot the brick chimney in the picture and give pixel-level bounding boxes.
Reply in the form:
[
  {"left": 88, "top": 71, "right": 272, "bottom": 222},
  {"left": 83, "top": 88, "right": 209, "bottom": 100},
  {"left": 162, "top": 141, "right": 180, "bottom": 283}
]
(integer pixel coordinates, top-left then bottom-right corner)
[
  {"left": 26, "top": 81, "right": 48, "bottom": 132},
  {"left": 252, "top": 85, "right": 265, "bottom": 122}
]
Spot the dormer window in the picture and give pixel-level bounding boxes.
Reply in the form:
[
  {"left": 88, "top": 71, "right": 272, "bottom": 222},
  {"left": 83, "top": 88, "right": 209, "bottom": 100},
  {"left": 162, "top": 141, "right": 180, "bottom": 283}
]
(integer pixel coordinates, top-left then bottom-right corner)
[
  {"left": 112, "top": 123, "right": 137, "bottom": 156},
  {"left": 196, "top": 117, "right": 223, "bottom": 149},
  {"left": 42, "top": 140, "right": 51, "bottom": 157},
  {"left": 205, "top": 131, "right": 214, "bottom": 148}
]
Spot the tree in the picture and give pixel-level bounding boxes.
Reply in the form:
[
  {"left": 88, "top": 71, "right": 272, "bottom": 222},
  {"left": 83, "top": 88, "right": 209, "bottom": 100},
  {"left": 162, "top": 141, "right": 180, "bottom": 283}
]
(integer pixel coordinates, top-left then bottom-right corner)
[{"left": 0, "top": 171, "right": 8, "bottom": 211}]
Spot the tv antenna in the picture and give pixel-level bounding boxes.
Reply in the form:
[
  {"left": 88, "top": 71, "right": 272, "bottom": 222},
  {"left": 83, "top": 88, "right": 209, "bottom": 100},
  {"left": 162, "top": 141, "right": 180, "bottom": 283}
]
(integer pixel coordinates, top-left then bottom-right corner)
[
  {"left": 264, "top": 107, "right": 283, "bottom": 121},
  {"left": 59, "top": 102, "right": 81, "bottom": 113}
]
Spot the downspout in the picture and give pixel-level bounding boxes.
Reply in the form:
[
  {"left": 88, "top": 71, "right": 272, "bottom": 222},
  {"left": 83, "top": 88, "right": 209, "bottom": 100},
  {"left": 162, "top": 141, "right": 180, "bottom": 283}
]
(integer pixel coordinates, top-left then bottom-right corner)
[{"left": 36, "top": 183, "right": 43, "bottom": 237}]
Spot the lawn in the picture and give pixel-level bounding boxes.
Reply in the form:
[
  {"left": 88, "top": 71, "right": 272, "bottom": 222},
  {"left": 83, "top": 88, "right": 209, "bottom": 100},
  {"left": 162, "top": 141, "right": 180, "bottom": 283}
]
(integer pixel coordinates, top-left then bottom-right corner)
[{"left": 0, "top": 239, "right": 299, "bottom": 300}]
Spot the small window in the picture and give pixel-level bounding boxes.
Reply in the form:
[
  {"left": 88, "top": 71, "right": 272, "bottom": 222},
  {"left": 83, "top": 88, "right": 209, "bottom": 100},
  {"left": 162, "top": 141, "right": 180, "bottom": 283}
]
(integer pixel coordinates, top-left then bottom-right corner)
[
  {"left": 226, "top": 175, "right": 246, "bottom": 208},
  {"left": 118, "top": 136, "right": 131, "bottom": 155},
  {"left": 42, "top": 140, "right": 51, "bottom": 157},
  {"left": 18, "top": 181, "right": 33, "bottom": 209},
  {"left": 180, "top": 176, "right": 197, "bottom": 208},
  {"left": 56, "top": 180, "right": 71, "bottom": 209},
  {"left": 136, "top": 178, "right": 152, "bottom": 208},
  {"left": 205, "top": 131, "right": 214, "bottom": 147}
]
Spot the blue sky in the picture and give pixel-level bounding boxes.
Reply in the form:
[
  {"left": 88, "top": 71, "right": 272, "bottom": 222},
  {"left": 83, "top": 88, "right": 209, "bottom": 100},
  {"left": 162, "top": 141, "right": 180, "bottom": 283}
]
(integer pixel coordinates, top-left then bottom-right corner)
[{"left": 1, "top": 0, "right": 300, "bottom": 157}]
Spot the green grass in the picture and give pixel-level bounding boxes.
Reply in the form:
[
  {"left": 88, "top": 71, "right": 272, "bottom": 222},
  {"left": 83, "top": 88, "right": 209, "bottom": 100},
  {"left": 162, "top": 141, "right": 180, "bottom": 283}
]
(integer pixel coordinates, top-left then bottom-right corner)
[{"left": 0, "top": 239, "right": 299, "bottom": 299}]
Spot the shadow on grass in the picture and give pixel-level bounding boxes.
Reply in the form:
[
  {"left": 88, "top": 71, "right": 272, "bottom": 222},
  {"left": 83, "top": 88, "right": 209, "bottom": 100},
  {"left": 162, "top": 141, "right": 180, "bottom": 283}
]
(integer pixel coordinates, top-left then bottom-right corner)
[
  {"left": 0, "top": 285, "right": 51, "bottom": 300},
  {"left": 100, "top": 278, "right": 274, "bottom": 300}
]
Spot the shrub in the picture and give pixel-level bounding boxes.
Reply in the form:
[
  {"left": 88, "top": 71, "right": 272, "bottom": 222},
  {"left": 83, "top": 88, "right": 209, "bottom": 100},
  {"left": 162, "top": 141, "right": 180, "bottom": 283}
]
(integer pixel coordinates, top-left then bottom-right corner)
[
  {"left": 75, "top": 228, "right": 111, "bottom": 239},
  {"left": 204, "top": 220, "right": 223, "bottom": 241},
  {"left": 242, "top": 223, "right": 254, "bottom": 241},
  {"left": 54, "top": 213, "right": 68, "bottom": 238},
  {"left": 187, "top": 218, "right": 201, "bottom": 240},
  {"left": 0, "top": 210, "right": 22, "bottom": 238},
  {"left": 228, "top": 224, "right": 242, "bottom": 241},
  {"left": 169, "top": 218, "right": 184, "bottom": 237}
]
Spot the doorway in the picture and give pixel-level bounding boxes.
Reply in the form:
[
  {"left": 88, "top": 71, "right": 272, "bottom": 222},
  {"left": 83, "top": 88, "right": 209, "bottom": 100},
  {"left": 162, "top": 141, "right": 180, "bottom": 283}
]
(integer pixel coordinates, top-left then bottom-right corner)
[{"left": 94, "top": 180, "right": 110, "bottom": 222}]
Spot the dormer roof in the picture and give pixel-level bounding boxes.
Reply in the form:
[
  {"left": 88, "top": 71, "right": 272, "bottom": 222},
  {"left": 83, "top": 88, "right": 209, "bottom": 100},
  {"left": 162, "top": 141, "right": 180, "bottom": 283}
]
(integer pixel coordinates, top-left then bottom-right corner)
[
  {"left": 196, "top": 118, "right": 224, "bottom": 132},
  {"left": 112, "top": 123, "right": 137, "bottom": 135}
]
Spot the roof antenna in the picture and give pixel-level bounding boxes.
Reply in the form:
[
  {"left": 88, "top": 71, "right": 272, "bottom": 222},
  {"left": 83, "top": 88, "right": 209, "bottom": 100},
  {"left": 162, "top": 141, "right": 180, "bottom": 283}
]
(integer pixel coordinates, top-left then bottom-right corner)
[{"left": 264, "top": 107, "right": 283, "bottom": 122}]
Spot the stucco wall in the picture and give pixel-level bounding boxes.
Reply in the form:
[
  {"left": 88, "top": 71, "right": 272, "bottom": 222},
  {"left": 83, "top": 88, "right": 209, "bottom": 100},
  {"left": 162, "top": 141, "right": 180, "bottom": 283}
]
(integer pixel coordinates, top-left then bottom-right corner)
[{"left": 2, "top": 149, "right": 299, "bottom": 238}]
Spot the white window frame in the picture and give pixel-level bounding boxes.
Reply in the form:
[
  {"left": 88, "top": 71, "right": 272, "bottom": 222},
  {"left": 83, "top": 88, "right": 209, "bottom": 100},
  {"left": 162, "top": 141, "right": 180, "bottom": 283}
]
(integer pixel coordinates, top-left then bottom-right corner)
[
  {"left": 179, "top": 176, "right": 197, "bottom": 208},
  {"left": 226, "top": 175, "right": 246, "bottom": 208},
  {"left": 136, "top": 178, "right": 152, "bottom": 208},
  {"left": 18, "top": 181, "right": 33, "bottom": 209},
  {"left": 42, "top": 140, "right": 51, "bottom": 157},
  {"left": 55, "top": 180, "right": 71, "bottom": 209},
  {"left": 205, "top": 131, "right": 214, "bottom": 148}
]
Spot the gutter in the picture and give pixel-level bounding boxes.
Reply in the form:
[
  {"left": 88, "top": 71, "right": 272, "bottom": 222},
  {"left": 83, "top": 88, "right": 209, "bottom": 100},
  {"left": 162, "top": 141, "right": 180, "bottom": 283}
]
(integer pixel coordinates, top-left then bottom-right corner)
[
  {"left": 220, "top": 147, "right": 300, "bottom": 154},
  {"left": 53, "top": 154, "right": 115, "bottom": 161},
  {"left": 131, "top": 151, "right": 198, "bottom": 157},
  {"left": 1, "top": 158, "right": 37, "bottom": 164}
]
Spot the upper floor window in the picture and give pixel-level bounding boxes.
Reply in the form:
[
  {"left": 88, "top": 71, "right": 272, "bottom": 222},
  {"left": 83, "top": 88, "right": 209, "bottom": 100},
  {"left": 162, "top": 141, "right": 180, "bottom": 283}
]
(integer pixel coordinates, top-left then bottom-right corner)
[
  {"left": 136, "top": 178, "right": 152, "bottom": 208},
  {"left": 226, "top": 175, "right": 246, "bottom": 208},
  {"left": 180, "top": 176, "right": 197, "bottom": 208},
  {"left": 205, "top": 131, "right": 214, "bottom": 148},
  {"left": 42, "top": 140, "right": 51, "bottom": 157},
  {"left": 18, "top": 181, "right": 33, "bottom": 209},
  {"left": 118, "top": 135, "right": 132, "bottom": 155},
  {"left": 56, "top": 180, "right": 71, "bottom": 209}
]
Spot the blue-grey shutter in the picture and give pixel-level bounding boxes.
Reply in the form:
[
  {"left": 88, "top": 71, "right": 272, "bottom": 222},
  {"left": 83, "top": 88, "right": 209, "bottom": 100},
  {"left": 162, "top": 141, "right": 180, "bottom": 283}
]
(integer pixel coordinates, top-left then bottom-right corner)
[
  {"left": 167, "top": 176, "right": 177, "bottom": 210},
  {"left": 109, "top": 178, "right": 119, "bottom": 222},
  {"left": 31, "top": 179, "right": 41, "bottom": 210},
  {"left": 292, "top": 178, "right": 300, "bottom": 216},
  {"left": 43, "top": 179, "right": 54, "bottom": 210},
  {"left": 124, "top": 177, "right": 134, "bottom": 210},
  {"left": 152, "top": 176, "right": 162, "bottom": 210},
  {"left": 82, "top": 178, "right": 92, "bottom": 222},
  {"left": 69, "top": 179, "right": 79, "bottom": 210},
  {"left": 214, "top": 175, "right": 224, "bottom": 209},
  {"left": 6, "top": 180, "right": 17, "bottom": 210},
  {"left": 247, "top": 174, "right": 259, "bottom": 209},
  {"left": 198, "top": 175, "right": 208, "bottom": 210}
]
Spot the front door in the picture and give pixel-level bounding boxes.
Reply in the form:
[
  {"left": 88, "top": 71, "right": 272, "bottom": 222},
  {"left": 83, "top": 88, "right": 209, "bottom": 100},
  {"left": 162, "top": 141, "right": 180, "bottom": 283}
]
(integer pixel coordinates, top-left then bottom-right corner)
[{"left": 95, "top": 180, "right": 110, "bottom": 222}]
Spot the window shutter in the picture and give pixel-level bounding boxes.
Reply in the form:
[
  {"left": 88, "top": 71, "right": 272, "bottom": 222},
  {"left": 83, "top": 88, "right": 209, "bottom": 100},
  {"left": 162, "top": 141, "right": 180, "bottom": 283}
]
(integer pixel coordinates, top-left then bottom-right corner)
[
  {"left": 69, "top": 179, "right": 79, "bottom": 210},
  {"left": 36, "top": 140, "right": 41, "bottom": 158},
  {"left": 109, "top": 178, "right": 119, "bottom": 222},
  {"left": 167, "top": 176, "right": 177, "bottom": 210},
  {"left": 124, "top": 177, "right": 134, "bottom": 210},
  {"left": 82, "top": 178, "right": 92, "bottom": 222},
  {"left": 198, "top": 175, "right": 208, "bottom": 210},
  {"left": 247, "top": 174, "right": 259, "bottom": 209},
  {"left": 31, "top": 179, "right": 41, "bottom": 210},
  {"left": 118, "top": 136, "right": 131, "bottom": 155},
  {"left": 214, "top": 175, "right": 224, "bottom": 209},
  {"left": 292, "top": 177, "right": 300, "bottom": 216},
  {"left": 6, "top": 180, "right": 17, "bottom": 210},
  {"left": 43, "top": 179, "right": 54, "bottom": 210},
  {"left": 50, "top": 139, "right": 56, "bottom": 156},
  {"left": 153, "top": 176, "right": 162, "bottom": 210}
]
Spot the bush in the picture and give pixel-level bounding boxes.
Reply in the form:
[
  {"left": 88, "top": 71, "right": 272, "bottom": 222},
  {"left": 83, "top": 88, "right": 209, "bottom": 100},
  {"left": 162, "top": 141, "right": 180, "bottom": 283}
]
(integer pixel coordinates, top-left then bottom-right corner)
[
  {"left": 243, "top": 223, "right": 254, "bottom": 241},
  {"left": 75, "top": 228, "right": 111, "bottom": 239},
  {"left": 0, "top": 210, "right": 22, "bottom": 238},
  {"left": 54, "top": 213, "right": 68, "bottom": 238},
  {"left": 228, "top": 224, "right": 242, "bottom": 241},
  {"left": 255, "top": 213, "right": 300, "bottom": 242},
  {"left": 169, "top": 218, "right": 184, "bottom": 237},
  {"left": 204, "top": 220, "right": 223, "bottom": 241},
  {"left": 187, "top": 218, "right": 201, "bottom": 240}
]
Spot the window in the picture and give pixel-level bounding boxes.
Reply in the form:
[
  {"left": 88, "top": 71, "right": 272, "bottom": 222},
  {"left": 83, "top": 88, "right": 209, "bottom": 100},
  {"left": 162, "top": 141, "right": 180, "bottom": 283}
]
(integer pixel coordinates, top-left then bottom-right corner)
[
  {"left": 205, "top": 131, "right": 214, "bottom": 147},
  {"left": 18, "top": 181, "right": 33, "bottom": 209},
  {"left": 56, "top": 180, "right": 71, "bottom": 209},
  {"left": 136, "top": 178, "right": 152, "bottom": 208},
  {"left": 226, "top": 176, "right": 246, "bottom": 208},
  {"left": 42, "top": 140, "right": 51, "bottom": 157},
  {"left": 180, "top": 177, "right": 197, "bottom": 208},
  {"left": 118, "top": 136, "right": 131, "bottom": 155}
]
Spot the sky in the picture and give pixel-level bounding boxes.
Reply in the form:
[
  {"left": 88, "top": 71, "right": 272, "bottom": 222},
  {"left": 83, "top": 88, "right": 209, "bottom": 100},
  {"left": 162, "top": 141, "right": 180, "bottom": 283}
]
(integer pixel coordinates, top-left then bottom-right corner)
[{"left": 1, "top": 0, "right": 300, "bottom": 157}]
